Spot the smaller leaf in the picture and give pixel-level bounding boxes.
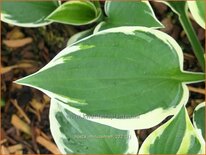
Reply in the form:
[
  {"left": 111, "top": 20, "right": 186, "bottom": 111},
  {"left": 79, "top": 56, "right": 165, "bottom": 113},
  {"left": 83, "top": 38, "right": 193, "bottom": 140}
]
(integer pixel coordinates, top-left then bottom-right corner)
[
  {"left": 193, "top": 102, "right": 205, "bottom": 141},
  {"left": 188, "top": 0, "right": 205, "bottom": 29},
  {"left": 139, "top": 106, "right": 205, "bottom": 154},
  {"left": 95, "top": 1, "right": 163, "bottom": 31},
  {"left": 49, "top": 98, "right": 138, "bottom": 154},
  {"left": 1, "top": 0, "right": 60, "bottom": 27},
  {"left": 46, "top": 0, "right": 102, "bottom": 25}
]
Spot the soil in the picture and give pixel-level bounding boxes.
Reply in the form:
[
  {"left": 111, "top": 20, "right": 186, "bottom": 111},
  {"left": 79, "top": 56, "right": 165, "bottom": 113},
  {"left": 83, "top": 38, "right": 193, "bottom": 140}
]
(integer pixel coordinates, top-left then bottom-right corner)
[{"left": 1, "top": 1, "right": 205, "bottom": 154}]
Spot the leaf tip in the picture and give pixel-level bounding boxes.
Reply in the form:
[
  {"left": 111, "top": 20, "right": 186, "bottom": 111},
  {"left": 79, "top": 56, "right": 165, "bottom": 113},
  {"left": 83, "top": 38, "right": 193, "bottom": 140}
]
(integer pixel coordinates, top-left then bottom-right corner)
[
  {"left": 13, "top": 78, "right": 26, "bottom": 86},
  {"left": 13, "top": 75, "right": 34, "bottom": 87}
]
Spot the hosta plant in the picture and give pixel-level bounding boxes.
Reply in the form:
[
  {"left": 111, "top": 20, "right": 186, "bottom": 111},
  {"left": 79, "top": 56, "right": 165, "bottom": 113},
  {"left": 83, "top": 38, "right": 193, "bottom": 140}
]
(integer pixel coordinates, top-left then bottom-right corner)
[{"left": 1, "top": 0, "right": 205, "bottom": 154}]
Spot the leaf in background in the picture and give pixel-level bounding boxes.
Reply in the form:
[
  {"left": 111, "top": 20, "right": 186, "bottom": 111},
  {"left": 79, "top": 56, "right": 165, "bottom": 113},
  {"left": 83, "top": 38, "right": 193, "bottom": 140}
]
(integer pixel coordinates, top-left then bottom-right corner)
[
  {"left": 50, "top": 98, "right": 138, "bottom": 154},
  {"left": 67, "top": 28, "right": 94, "bottom": 46},
  {"left": 1, "top": 0, "right": 60, "bottom": 27},
  {"left": 94, "top": 1, "right": 163, "bottom": 32},
  {"left": 188, "top": 0, "right": 205, "bottom": 29},
  {"left": 46, "top": 0, "right": 102, "bottom": 25},
  {"left": 16, "top": 27, "right": 205, "bottom": 130},
  {"left": 160, "top": 1, "right": 205, "bottom": 70},
  {"left": 193, "top": 102, "right": 205, "bottom": 141},
  {"left": 139, "top": 106, "right": 205, "bottom": 154}
]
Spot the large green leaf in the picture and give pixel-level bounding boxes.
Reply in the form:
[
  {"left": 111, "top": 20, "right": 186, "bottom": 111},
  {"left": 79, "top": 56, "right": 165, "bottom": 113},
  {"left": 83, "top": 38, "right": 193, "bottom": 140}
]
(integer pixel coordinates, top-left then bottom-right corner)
[
  {"left": 46, "top": 0, "right": 102, "bottom": 25},
  {"left": 16, "top": 27, "right": 205, "bottom": 130},
  {"left": 94, "top": 1, "right": 163, "bottom": 32},
  {"left": 139, "top": 106, "right": 205, "bottom": 154},
  {"left": 193, "top": 102, "right": 205, "bottom": 141},
  {"left": 188, "top": 0, "right": 205, "bottom": 29},
  {"left": 1, "top": 0, "right": 60, "bottom": 27},
  {"left": 50, "top": 98, "right": 138, "bottom": 154}
]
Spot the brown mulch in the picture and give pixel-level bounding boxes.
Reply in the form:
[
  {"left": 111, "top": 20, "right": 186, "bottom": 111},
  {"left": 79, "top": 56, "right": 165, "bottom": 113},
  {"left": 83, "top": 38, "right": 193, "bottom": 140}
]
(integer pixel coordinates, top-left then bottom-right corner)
[
  {"left": 1, "top": 2, "right": 205, "bottom": 154},
  {"left": 1, "top": 22, "right": 79, "bottom": 154}
]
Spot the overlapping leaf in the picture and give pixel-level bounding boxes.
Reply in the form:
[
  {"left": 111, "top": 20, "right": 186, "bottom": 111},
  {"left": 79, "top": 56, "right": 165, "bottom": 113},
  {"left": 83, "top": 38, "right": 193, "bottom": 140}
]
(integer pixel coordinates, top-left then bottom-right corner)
[
  {"left": 139, "top": 106, "right": 205, "bottom": 154},
  {"left": 50, "top": 98, "right": 138, "bottom": 154},
  {"left": 1, "top": 0, "right": 60, "bottom": 27},
  {"left": 16, "top": 27, "right": 205, "bottom": 130},
  {"left": 188, "top": 0, "right": 205, "bottom": 29},
  {"left": 46, "top": 0, "right": 102, "bottom": 25},
  {"left": 193, "top": 102, "right": 205, "bottom": 141},
  {"left": 94, "top": 1, "right": 163, "bottom": 32}
]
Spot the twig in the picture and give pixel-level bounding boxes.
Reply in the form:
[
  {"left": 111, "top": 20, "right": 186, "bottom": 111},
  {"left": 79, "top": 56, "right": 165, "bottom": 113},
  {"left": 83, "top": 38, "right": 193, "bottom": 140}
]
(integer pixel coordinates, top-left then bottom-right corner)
[
  {"left": 188, "top": 86, "right": 205, "bottom": 95},
  {"left": 11, "top": 100, "right": 31, "bottom": 124},
  {"left": 36, "top": 136, "right": 61, "bottom": 154}
]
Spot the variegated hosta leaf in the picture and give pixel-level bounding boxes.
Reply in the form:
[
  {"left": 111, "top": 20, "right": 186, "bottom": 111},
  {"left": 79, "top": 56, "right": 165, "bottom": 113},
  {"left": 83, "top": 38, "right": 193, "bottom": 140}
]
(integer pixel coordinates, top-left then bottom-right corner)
[
  {"left": 16, "top": 27, "right": 205, "bottom": 130},
  {"left": 193, "top": 102, "right": 205, "bottom": 141},
  {"left": 46, "top": 0, "right": 102, "bottom": 25},
  {"left": 1, "top": 0, "right": 60, "bottom": 27},
  {"left": 50, "top": 98, "right": 138, "bottom": 154},
  {"left": 188, "top": 0, "right": 205, "bottom": 29},
  {"left": 139, "top": 106, "right": 205, "bottom": 154},
  {"left": 94, "top": 1, "right": 163, "bottom": 32}
]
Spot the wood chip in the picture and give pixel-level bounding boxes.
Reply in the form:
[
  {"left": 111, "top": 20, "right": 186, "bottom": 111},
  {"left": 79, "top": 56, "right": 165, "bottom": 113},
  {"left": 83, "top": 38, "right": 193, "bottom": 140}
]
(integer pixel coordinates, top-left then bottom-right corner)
[
  {"left": 184, "top": 53, "right": 195, "bottom": 60},
  {"left": 161, "top": 17, "right": 173, "bottom": 33},
  {"left": 0, "top": 65, "right": 16, "bottom": 74},
  {"left": 150, "top": 1, "right": 167, "bottom": 14},
  {"left": 187, "top": 106, "right": 194, "bottom": 117},
  {"left": 28, "top": 107, "right": 41, "bottom": 121},
  {"left": 8, "top": 144, "right": 23, "bottom": 153},
  {"left": 11, "top": 114, "right": 31, "bottom": 135},
  {"left": 6, "top": 27, "right": 24, "bottom": 40},
  {"left": 1, "top": 62, "right": 34, "bottom": 74},
  {"left": 15, "top": 150, "right": 23, "bottom": 155},
  {"left": 11, "top": 83, "right": 23, "bottom": 90},
  {"left": 0, "top": 139, "right": 7, "bottom": 145},
  {"left": 40, "top": 130, "right": 52, "bottom": 141},
  {"left": 3, "top": 37, "right": 33, "bottom": 48},
  {"left": 36, "top": 136, "right": 61, "bottom": 154},
  {"left": 31, "top": 126, "right": 40, "bottom": 154},
  {"left": 16, "top": 62, "right": 34, "bottom": 68},
  {"left": 5, "top": 136, "right": 17, "bottom": 145},
  {"left": 30, "top": 99, "right": 45, "bottom": 113},
  {"left": 0, "top": 128, "right": 6, "bottom": 140},
  {"left": 188, "top": 86, "right": 205, "bottom": 95},
  {"left": 43, "top": 95, "right": 50, "bottom": 104},
  {"left": 0, "top": 145, "right": 10, "bottom": 154},
  {"left": 197, "top": 28, "right": 205, "bottom": 41},
  {"left": 11, "top": 100, "right": 31, "bottom": 124}
]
